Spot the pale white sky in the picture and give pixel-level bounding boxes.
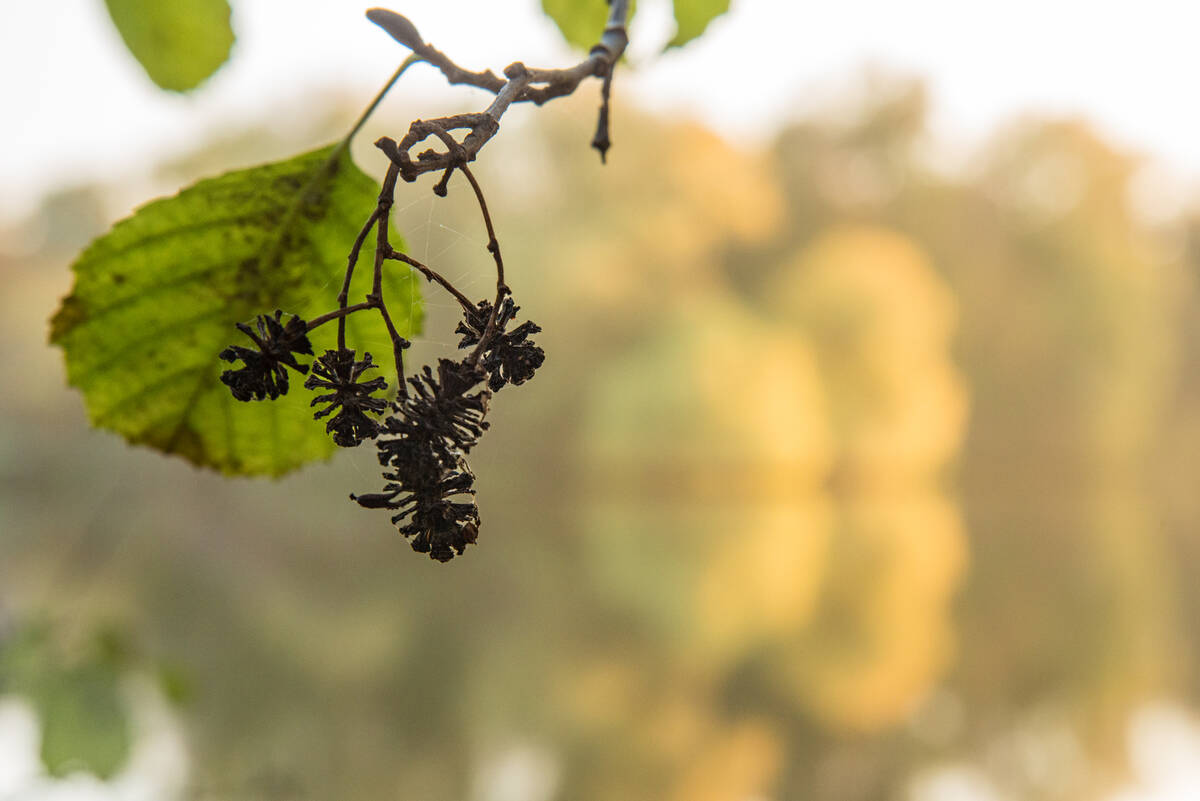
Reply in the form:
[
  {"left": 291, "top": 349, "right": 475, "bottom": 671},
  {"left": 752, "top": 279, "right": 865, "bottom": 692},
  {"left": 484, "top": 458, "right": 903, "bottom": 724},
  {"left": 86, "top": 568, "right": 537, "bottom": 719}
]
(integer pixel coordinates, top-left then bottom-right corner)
[{"left": 2, "top": 0, "right": 1199, "bottom": 222}]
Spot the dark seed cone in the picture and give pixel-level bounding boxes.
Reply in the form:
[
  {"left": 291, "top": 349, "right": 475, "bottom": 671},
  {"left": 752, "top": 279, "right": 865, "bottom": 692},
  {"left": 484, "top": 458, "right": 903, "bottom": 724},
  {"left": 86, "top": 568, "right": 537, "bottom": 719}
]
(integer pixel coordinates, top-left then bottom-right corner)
[
  {"left": 305, "top": 349, "right": 389, "bottom": 447},
  {"left": 456, "top": 297, "right": 544, "bottom": 391},
  {"left": 352, "top": 468, "right": 479, "bottom": 562},
  {"left": 406, "top": 497, "right": 480, "bottom": 563},
  {"left": 218, "top": 310, "right": 313, "bottom": 401},
  {"left": 455, "top": 300, "right": 494, "bottom": 348},
  {"left": 404, "top": 360, "right": 491, "bottom": 452},
  {"left": 351, "top": 358, "right": 491, "bottom": 561}
]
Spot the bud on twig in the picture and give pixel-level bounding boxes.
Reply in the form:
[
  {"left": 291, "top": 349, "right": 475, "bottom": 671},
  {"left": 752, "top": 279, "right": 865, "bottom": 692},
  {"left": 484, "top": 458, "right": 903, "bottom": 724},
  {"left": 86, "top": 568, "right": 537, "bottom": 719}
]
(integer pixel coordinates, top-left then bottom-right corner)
[{"left": 366, "top": 8, "right": 424, "bottom": 51}]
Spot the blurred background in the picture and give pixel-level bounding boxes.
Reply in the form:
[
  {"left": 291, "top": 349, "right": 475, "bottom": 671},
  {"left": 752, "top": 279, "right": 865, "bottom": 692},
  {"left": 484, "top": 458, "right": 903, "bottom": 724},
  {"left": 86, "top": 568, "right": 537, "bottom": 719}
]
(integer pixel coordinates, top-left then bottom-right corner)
[{"left": 3, "top": 1, "right": 1200, "bottom": 800}]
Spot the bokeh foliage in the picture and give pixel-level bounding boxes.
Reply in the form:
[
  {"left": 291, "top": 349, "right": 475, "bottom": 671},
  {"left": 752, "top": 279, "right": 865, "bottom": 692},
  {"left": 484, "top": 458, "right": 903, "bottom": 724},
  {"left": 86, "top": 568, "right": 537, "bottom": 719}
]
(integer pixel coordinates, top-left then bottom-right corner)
[
  {"left": 103, "top": 0, "right": 234, "bottom": 92},
  {"left": 4, "top": 78, "right": 1200, "bottom": 801},
  {"left": 542, "top": 0, "right": 727, "bottom": 50},
  {"left": 0, "top": 624, "right": 132, "bottom": 779}
]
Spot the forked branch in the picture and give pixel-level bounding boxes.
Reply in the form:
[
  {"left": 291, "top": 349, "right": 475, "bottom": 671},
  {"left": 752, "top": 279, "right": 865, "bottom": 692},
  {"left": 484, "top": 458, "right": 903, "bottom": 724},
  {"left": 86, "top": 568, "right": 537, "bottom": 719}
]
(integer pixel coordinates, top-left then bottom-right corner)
[{"left": 367, "top": 1, "right": 630, "bottom": 181}]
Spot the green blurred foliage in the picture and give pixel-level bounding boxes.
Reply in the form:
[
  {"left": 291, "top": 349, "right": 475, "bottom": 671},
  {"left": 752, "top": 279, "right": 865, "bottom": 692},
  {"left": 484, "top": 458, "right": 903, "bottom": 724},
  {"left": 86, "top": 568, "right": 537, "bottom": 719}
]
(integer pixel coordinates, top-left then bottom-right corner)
[
  {"left": 667, "top": 0, "right": 731, "bottom": 48},
  {"left": 4, "top": 75, "right": 1200, "bottom": 801},
  {"left": 0, "top": 623, "right": 132, "bottom": 778},
  {"left": 50, "top": 145, "right": 421, "bottom": 476},
  {"left": 544, "top": 0, "right": 732, "bottom": 51},
  {"left": 103, "top": 0, "right": 234, "bottom": 92},
  {"left": 542, "top": 0, "right": 637, "bottom": 51}
]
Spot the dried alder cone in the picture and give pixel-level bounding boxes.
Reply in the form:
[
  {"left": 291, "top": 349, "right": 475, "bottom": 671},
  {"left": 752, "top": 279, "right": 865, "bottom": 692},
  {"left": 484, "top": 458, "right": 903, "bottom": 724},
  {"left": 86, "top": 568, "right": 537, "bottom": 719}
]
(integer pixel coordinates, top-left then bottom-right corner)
[
  {"left": 458, "top": 298, "right": 545, "bottom": 392},
  {"left": 305, "top": 349, "right": 389, "bottom": 447},
  {"left": 218, "top": 310, "right": 313, "bottom": 402},
  {"left": 216, "top": 207, "right": 544, "bottom": 563},
  {"left": 215, "top": 2, "right": 626, "bottom": 560}
]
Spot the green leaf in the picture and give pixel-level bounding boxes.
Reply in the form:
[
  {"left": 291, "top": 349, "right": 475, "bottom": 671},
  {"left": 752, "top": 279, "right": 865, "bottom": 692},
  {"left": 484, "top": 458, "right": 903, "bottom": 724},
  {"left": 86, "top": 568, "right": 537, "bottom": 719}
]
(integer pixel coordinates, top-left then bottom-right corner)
[
  {"left": 668, "top": 0, "right": 730, "bottom": 48},
  {"left": 103, "top": 0, "right": 234, "bottom": 92},
  {"left": 38, "top": 663, "right": 132, "bottom": 780},
  {"left": 542, "top": 0, "right": 636, "bottom": 51},
  {"left": 51, "top": 145, "right": 423, "bottom": 477}
]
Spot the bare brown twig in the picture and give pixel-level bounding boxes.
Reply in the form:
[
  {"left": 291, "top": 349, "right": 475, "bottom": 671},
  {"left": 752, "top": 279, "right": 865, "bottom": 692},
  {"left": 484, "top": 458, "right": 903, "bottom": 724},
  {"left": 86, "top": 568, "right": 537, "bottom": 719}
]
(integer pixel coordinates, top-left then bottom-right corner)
[
  {"left": 336, "top": 207, "right": 382, "bottom": 350},
  {"left": 367, "top": 1, "right": 630, "bottom": 182},
  {"left": 307, "top": 301, "right": 377, "bottom": 332},
  {"left": 458, "top": 164, "right": 510, "bottom": 368},
  {"left": 366, "top": 163, "right": 410, "bottom": 395},
  {"left": 383, "top": 248, "right": 475, "bottom": 314}
]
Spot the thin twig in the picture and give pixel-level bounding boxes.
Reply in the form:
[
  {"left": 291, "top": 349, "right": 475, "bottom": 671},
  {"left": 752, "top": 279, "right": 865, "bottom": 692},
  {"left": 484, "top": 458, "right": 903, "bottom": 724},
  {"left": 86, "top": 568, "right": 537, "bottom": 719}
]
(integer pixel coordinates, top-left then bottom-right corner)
[
  {"left": 484, "top": 63, "right": 532, "bottom": 125},
  {"left": 458, "top": 164, "right": 504, "bottom": 288},
  {"left": 456, "top": 166, "right": 510, "bottom": 368},
  {"left": 592, "top": 67, "right": 615, "bottom": 162},
  {"left": 367, "top": 3, "right": 629, "bottom": 104},
  {"left": 384, "top": 248, "right": 475, "bottom": 313},
  {"left": 307, "top": 301, "right": 377, "bottom": 332},
  {"left": 337, "top": 207, "right": 382, "bottom": 349},
  {"left": 369, "top": 0, "right": 630, "bottom": 180},
  {"left": 368, "top": 164, "right": 410, "bottom": 395}
]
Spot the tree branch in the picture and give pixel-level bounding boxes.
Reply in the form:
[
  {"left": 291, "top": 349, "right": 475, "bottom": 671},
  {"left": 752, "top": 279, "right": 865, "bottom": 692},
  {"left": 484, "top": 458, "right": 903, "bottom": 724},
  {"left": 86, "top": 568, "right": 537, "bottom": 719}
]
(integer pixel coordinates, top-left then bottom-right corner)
[{"left": 367, "top": 1, "right": 630, "bottom": 182}]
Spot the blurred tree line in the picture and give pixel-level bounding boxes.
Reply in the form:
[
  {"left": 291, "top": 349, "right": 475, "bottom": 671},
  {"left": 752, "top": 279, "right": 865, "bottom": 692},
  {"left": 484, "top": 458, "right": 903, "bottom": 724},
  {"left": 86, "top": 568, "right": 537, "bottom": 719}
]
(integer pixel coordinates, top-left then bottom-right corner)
[{"left": 2, "top": 76, "right": 1199, "bottom": 801}]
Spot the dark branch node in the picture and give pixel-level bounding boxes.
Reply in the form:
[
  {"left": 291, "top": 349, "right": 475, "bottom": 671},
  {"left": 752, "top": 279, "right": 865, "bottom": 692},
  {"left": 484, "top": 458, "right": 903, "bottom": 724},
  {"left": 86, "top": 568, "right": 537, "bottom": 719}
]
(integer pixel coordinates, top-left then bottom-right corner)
[
  {"left": 375, "top": 113, "right": 498, "bottom": 184},
  {"left": 368, "top": 0, "right": 629, "bottom": 170}
]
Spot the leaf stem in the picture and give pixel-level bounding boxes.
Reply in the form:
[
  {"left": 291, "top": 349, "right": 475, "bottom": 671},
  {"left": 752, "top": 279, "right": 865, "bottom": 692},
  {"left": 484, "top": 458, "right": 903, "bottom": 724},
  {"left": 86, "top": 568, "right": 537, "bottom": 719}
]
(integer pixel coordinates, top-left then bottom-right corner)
[{"left": 340, "top": 54, "right": 421, "bottom": 152}]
